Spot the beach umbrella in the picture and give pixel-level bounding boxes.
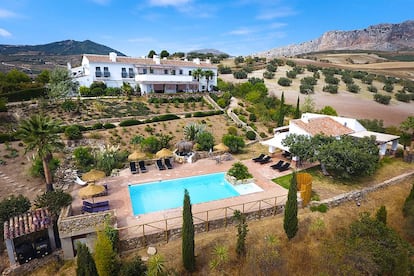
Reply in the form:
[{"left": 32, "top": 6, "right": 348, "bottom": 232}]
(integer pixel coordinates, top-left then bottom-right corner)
[
  {"left": 78, "top": 183, "right": 106, "bottom": 200},
  {"left": 213, "top": 143, "right": 229, "bottom": 152},
  {"left": 156, "top": 148, "right": 173, "bottom": 159},
  {"left": 82, "top": 169, "right": 106, "bottom": 183},
  {"left": 128, "top": 150, "right": 146, "bottom": 161}
]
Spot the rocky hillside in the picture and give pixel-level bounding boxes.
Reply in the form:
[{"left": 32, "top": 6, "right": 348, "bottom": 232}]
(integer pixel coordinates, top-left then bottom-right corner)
[{"left": 256, "top": 20, "right": 414, "bottom": 57}]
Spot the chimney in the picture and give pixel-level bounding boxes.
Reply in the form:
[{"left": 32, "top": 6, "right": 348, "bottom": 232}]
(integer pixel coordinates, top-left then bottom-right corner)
[
  {"left": 67, "top": 62, "right": 72, "bottom": 70},
  {"left": 109, "top": 52, "right": 117, "bottom": 62},
  {"left": 153, "top": 55, "right": 160, "bottom": 65}
]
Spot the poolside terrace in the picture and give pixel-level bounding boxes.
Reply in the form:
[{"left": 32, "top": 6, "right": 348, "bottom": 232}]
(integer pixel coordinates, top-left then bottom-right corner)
[{"left": 69, "top": 153, "right": 301, "bottom": 240}]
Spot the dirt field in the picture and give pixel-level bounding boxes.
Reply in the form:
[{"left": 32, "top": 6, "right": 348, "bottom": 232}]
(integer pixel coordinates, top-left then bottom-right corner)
[{"left": 220, "top": 66, "right": 413, "bottom": 127}]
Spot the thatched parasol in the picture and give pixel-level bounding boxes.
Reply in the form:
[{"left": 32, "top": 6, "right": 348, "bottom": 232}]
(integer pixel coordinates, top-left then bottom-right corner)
[
  {"left": 213, "top": 143, "right": 229, "bottom": 152},
  {"left": 82, "top": 169, "right": 106, "bottom": 183},
  {"left": 78, "top": 184, "right": 106, "bottom": 200},
  {"left": 156, "top": 148, "right": 173, "bottom": 159},
  {"left": 128, "top": 150, "right": 146, "bottom": 161}
]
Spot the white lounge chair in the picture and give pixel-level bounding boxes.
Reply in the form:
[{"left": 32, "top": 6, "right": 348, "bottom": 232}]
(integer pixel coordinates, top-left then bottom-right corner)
[{"left": 75, "top": 176, "right": 87, "bottom": 186}]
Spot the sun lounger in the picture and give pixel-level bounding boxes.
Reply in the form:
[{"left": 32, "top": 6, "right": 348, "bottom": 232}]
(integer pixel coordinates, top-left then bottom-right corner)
[
  {"left": 252, "top": 153, "right": 265, "bottom": 162},
  {"left": 82, "top": 200, "right": 110, "bottom": 213},
  {"left": 138, "top": 160, "right": 148, "bottom": 173},
  {"left": 130, "top": 161, "right": 138, "bottom": 174},
  {"left": 164, "top": 158, "right": 173, "bottom": 169},
  {"left": 83, "top": 200, "right": 109, "bottom": 208},
  {"left": 156, "top": 159, "right": 166, "bottom": 170},
  {"left": 75, "top": 176, "right": 87, "bottom": 186},
  {"left": 278, "top": 162, "right": 291, "bottom": 172},
  {"left": 270, "top": 160, "right": 284, "bottom": 170},
  {"left": 259, "top": 155, "right": 272, "bottom": 164}
]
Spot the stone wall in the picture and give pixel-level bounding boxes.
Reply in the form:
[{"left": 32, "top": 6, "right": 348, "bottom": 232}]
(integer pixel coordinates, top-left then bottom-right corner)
[
  {"left": 119, "top": 204, "right": 284, "bottom": 252},
  {"left": 310, "top": 171, "right": 414, "bottom": 208}
]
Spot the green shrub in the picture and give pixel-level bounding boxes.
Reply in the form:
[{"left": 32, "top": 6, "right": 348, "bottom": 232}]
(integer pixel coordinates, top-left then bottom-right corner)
[
  {"left": 30, "top": 157, "right": 60, "bottom": 178},
  {"left": 246, "top": 130, "right": 256, "bottom": 140},
  {"left": 150, "top": 114, "right": 180, "bottom": 122},
  {"left": 324, "top": 75, "right": 340, "bottom": 85},
  {"left": 278, "top": 77, "right": 292, "bottom": 87},
  {"left": 119, "top": 119, "right": 142, "bottom": 127},
  {"left": 346, "top": 83, "right": 360, "bottom": 93},
  {"left": 65, "top": 125, "right": 82, "bottom": 140},
  {"left": 184, "top": 113, "right": 192, "bottom": 118},
  {"left": 228, "top": 162, "right": 252, "bottom": 180},
  {"left": 301, "top": 76, "right": 317, "bottom": 85},
  {"left": 73, "top": 146, "right": 95, "bottom": 170},
  {"left": 227, "top": 126, "right": 238, "bottom": 136},
  {"left": 233, "top": 70, "right": 248, "bottom": 79},
  {"left": 310, "top": 203, "right": 328, "bottom": 213},
  {"left": 374, "top": 94, "right": 391, "bottom": 105},
  {"left": 0, "top": 133, "right": 17, "bottom": 143},
  {"left": 61, "top": 99, "right": 76, "bottom": 112},
  {"left": 0, "top": 97, "right": 7, "bottom": 112},
  {"left": 263, "top": 71, "right": 275, "bottom": 79},
  {"left": 368, "top": 85, "right": 378, "bottom": 93},
  {"left": 286, "top": 70, "right": 297, "bottom": 79},
  {"left": 322, "top": 84, "right": 338, "bottom": 94},
  {"left": 249, "top": 113, "right": 256, "bottom": 122},
  {"left": 383, "top": 83, "right": 394, "bottom": 92},
  {"left": 1, "top": 87, "right": 46, "bottom": 102},
  {"left": 119, "top": 256, "right": 147, "bottom": 276},
  {"left": 103, "top": 123, "right": 116, "bottom": 129},
  {"left": 300, "top": 84, "right": 314, "bottom": 94},
  {"left": 395, "top": 92, "right": 411, "bottom": 102}
]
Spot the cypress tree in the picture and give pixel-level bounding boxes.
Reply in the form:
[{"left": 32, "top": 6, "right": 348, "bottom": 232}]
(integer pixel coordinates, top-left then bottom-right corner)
[
  {"left": 234, "top": 210, "right": 248, "bottom": 257},
  {"left": 294, "top": 96, "right": 301, "bottom": 119},
  {"left": 94, "top": 231, "right": 120, "bottom": 276},
  {"left": 284, "top": 171, "right": 298, "bottom": 239},
  {"left": 182, "top": 189, "right": 195, "bottom": 272},
  {"left": 76, "top": 242, "right": 98, "bottom": 276},
  {"left": 277, "top": 92, "right": 285, "bottom": 127},
  {"left": 376, "top": 205, "right": 387, "bottom": 225}
]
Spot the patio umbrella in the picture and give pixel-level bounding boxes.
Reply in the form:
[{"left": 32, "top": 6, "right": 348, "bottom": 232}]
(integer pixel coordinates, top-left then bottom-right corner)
[
  {"left": 78, "top": 183, "right": 106, "bottom": 200},
  {"left": 213, "top": 143, "right": 229, "bottom": 152},
  {"left": 128, "top": 150, "right": 146, "bottom": 161},
  {"left": 156, "top": 148, "right": 173, "bottom": 159},
  {"left": 82, "top": 169, "right": 106, "bottom": 183}
]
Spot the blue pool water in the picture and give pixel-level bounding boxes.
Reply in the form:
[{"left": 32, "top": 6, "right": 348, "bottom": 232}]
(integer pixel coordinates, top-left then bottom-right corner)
[{"left": 129, "top": 172, "right": 240, "bottom": 215}]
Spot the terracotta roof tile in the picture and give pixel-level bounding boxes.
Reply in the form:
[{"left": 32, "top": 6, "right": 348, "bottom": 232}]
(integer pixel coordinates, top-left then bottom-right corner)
[
  {"left": 3, "top": 208, "right": 52, "bottom": 240},
  {"left": 292, "top": 117, "right": 354, "bottom": 136}
]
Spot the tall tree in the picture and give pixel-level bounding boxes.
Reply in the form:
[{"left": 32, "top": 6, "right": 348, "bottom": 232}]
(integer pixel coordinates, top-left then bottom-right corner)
[
  {"left": 277, "top": 92, "right": 285, "bottom": 127},
  {"left": 234, "top": 210, "right": 249, "bottom": 257},
  {"left": 203, "top": 70, "right": 215, "bottom": 91},
  {"left": 182, "top": 189, "right": 195, "bottom": 272},
  {"left": 18, "top": 115, "right": 63, "bottom": 191},
  {"left": 160, "top": 50, "right": 170, "bottom": 59},
  {"left": 294, "top": 96, "right": 301, "bottom": 119},
  {"left": 76, "top": 242, "right": 98, "bottom": 276},
  {"left": 284, "top": 171, "right": 298, "bottom": 240},
  {"left": 94, "top": 231, "right": 120, "bottom": 276},
  {"left": 48, "top": 67, "right": 78, "bottom": 101}
]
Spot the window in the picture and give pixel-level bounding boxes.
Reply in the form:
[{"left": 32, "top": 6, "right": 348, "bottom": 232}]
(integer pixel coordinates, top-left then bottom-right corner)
[
  {"left": 164, "top": 69, "right": 168, "bottom": 75},
  {"left": 103, "top": 67, "right": 110, "bottom": 77},
  {"left": 95, "top": 67, "right": 102, "bottom": 77},
  {"left": 171, "top": 70, "right": 176, "bottom": 75},
  {"left": 189, "top": 70, "right": 192, "bottom": 76},
  {"left": 150, "top": 68, "right": 154, "bottom": 74},
  {"left": 121, "top": 68, "right": 127, "bottom": 78},
  {"left": 129, "top": 68, "right": 135, "bottom": 78},
  {"left": 179, "top": 69, "right": 183, "bottom": 75},
  {"left": 143, "top": 68, "right": 147, "bottom": 74}
]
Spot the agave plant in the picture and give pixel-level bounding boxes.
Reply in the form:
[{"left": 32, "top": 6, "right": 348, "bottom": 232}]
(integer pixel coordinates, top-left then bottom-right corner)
[{"left": 183, "top": 122, "right": 205, "bottom": 142}]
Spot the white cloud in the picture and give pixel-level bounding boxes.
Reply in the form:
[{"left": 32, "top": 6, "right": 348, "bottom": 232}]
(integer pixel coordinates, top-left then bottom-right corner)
[
  {"left": 0, "top": 9, "right": 18, "bottom": 19},
  {"left": 0, "top": 28, "right": 12, "bottom": 37},
  {"left": 269, "top": 22, "right": 287, "bottom": 29},
  {"left": 227, "top": 27, "right": 253, "bottom": 36},
  {"left": 127, "top": 37, "right": 156, "bottom": 43},
  {"left": 148, "top": 0, "right": 191, "bottom": 7},
  {"left": 257, "top": 7, "right": 296, "bottom": 20}
]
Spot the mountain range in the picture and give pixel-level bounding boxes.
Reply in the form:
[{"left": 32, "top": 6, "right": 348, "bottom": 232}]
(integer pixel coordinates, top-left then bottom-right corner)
[
  {"left": 0, "top": 39, "right": 125, "bottom": 56},
  {"left": 255, "top": 20, "right": 414, "bottom": 57}
]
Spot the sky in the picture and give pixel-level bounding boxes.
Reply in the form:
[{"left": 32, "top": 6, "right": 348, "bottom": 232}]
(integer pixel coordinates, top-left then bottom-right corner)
[{"left": 0, "top": 0, "right": 413, "bottom": 57}]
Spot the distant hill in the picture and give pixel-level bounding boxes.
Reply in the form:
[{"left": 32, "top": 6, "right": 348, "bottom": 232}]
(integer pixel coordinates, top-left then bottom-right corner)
[
  {"left": 187, "top": 49, "right": 229, "bottom": 56},
  {"left": 255, "top": 20, "right": 414, "bottom": 58},
  {"left": 0, "top": 39, "right": 125, "bottom": 56}
]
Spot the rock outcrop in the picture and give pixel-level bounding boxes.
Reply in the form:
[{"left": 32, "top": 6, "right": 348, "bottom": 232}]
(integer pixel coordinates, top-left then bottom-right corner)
[{"left": 255, "top": 20, "right": 414, "bottom": 57}]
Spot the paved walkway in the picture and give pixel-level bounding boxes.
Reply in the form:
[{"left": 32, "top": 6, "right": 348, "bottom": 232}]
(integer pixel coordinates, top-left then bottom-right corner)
[{"left": 69, "top": 154, "right": 295, "bottom": 238}]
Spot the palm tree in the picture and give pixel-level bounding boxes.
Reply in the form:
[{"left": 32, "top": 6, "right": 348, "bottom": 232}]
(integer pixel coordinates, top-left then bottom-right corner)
[
  {"left": 18, "top": 115, "right": 64, "bottom": 192},
  {"left": 192, "top": 68, "right": 204, "bottom": 92},
  {"left": 204, "top": 70, "right": 215, "bottom": 92}
]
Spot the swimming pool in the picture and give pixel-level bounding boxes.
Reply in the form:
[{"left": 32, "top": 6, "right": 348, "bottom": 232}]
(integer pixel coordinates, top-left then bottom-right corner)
[{"left": 128, "top": 172, "right": 263, "bottom": 215}]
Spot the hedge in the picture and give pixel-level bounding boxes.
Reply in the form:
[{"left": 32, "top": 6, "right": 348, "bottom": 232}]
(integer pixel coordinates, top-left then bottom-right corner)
[
  {"left": 119, "top": 119, "right": 143, "bottom": 127},
  {"left": 103, "top": 123, "right": 116, "bottom": 129},
  {"left": 147, "top": 114, "right": 180, "bottom": 123},
  {"left": 0, "top": 133, "right": 18, "bottom": 143},
  {"left": 1, "top": 87, "right": 46, "bottom": 102},
  {"left": 192, "top": 110, "right": 223, "bottom": 117}
]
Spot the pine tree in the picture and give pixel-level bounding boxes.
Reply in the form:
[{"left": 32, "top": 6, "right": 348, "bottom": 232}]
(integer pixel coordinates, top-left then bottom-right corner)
[
  {"left": 294, "top": 96, "right": 301, "bottom": 119},
  {"left": 284, "top": 171, "right": 298, "bottom": 239},
  {"left": 76, "top": 242, "right": 98, "bottom": 276},
  {"left": 182, "top": 189, "right": 195, "bottom": 272}
]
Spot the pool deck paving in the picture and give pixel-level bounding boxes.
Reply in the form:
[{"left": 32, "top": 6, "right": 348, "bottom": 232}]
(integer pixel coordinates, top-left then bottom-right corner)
[{"left": 70, "top": 154, "right": 303, "bottom": 238}]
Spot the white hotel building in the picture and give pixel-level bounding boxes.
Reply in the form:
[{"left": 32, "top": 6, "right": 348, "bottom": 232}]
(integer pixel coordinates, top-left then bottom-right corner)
[{"left": 70, "top": 52, "right": 218, "bottom": 94}]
